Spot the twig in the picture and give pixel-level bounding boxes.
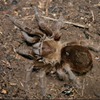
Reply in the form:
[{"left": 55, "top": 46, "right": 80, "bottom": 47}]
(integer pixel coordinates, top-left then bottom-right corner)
[
  {"left": 42, "top": 16, "right": 89, "bottom": 28},
  {"left": 16, "top": 15, "right": 89, "bottom": 28},
  {"left": 51, "top": 6, "right": 57, "bottom": 13},
  {"left": 93, "top": 2, "right": 100, "bottom": 7},
  {"left": 83, "top": 31, "right": 89, "bottom": 39},
  {"left": 81, "top": 79, "right": 85, "bottom": 96},
  {"left": 1, "top": 60, "right": 12, "bottom": 69},
  {"left": 1, "top": 75, "right": 9, "bottom": 90},
  {"left": 90, "top": 10, "right": 94, "bottom": 22},
  {"left": 46, "top": 0, "right": 50, "bottom": 16}
]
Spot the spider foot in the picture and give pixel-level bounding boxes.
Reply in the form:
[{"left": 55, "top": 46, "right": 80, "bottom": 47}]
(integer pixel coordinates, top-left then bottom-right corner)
[
  {"left": 39, "top": 68, "right": 47, "bottom": 97},
  {"left": 80, "top": 40, "right": 100, "bottom": 52},
  {"left": 5, "top": 14, "right": 45, "bottom": 38},
  {"left": 33, "top": 6, "right": 53, "bottom": 37},
  {"left": 63, "top": 64, "right": 82, "bottom": 88},
  {"left": 23, "top": 65, "right": 34, "bottom": 91},
  {"left": 16, "top": 48, "right": 34, "bottom": 59},
  {"left": 21, "top": 31, "right": 40, "bottom": 44},
  {"left": 54, "top": 14, "right": 64, "bottom": 40},
  {"left": 5, "top": 14, "right": 32, "bottom": 33}
]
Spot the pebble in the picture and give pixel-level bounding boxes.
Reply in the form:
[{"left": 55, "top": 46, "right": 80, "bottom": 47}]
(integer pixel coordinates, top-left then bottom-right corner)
[
  {"left": 95, "top": 92, "right": 100, "bottom": 97},
  {"left": 95, "top": 56, "right": 99, "bottom": 60},
  {"left": 53, "top": 13, "right": 56, "bottom": 17},
  {"left": 0, "top": 7, "right": 3, "bottom": 11},
  {"left": 12, "top": 0, "right": 18, "bottom": 5},
  {"left": 35, "top": 82, "right": 38, "bottom": 85},
  {"left": 68, "top": 2, "right": 73, "bottom": 7},
  {"left": 48, "top": 94, "right": 51, "bottom": 97},
  {"left": 50, "top": 70, "right": 55, "bottom": 74},
  {"left": 62, "top": 89, "right": 72, "bottom": 96},
  {"left": 64, "top": 84, "right": 72, "bottom": 88}
]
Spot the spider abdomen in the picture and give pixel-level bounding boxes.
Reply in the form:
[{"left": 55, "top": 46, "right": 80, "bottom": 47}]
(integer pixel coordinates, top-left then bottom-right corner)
[{"left": 61, "top": 45, "right": 93, "bottom": 73}]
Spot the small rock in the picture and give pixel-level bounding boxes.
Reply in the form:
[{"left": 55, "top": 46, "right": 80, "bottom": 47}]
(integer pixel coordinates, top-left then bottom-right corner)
[
  {"left": 0, "top": 7, "right": 3, "bottom": 11},
  {"left": 50, "top": 70, "right": 55, "bottom": 74},
  {"left": 95, "top": 92, "right": 100, "bottom": 97},
  {"left": 64, "top": 84, "right": 72, "bottom": 88},
  {"left": 53, "top": 13, "right": 56, "bottom": 17},
  {"left": 88, "top": 17, "right": 93, "bottom": 23},
  {"left": 68, "top": 2, "right": 73, "bottom": 7},
  {"left": 12, "top": 0, "right": 18, "bottom": 5},
  {"left": 35, "top": 82, "right": 38, "bottom": 85},
  {"left": 62, "top": 89, "right": 73, "bottom": 96},
  {"left": 48, "top": 94, "right": 51, "bottom": 97},
  {"left": 95, "top": 56, "right": 99, "bottom": 60}
]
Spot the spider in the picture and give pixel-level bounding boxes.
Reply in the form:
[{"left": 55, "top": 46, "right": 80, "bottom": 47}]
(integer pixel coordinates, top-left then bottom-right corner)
[{"left": 5, "top": 6, "right": 100, "bottom": 98}]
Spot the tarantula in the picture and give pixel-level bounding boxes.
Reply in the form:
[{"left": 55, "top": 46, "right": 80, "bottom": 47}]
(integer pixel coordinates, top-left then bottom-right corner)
[{"left": 5, "top": 6, "right": 100, "bottom": 98}]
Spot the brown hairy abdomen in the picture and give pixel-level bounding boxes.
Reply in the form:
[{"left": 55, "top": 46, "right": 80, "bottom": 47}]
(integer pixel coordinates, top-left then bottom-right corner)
[{"left": 61, "top": 45, "right": 93, "bottom": 73}]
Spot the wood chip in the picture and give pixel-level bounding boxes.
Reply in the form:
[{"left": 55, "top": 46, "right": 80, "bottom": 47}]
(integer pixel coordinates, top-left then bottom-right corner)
[
  {"left": 1, "top": 89, "right": 7, "bottom": 94},
  {"left": 42, "top": 16, "right": 89, "bottom": 28},
  {"left": 0, "top": 32, "right": 2, "bottom": 34},
  {"left": 9, "top": 82, "right": 17, "bottom": 86},
  {"left": 46, "top": 0, "right": 50, "bottom": 16}
]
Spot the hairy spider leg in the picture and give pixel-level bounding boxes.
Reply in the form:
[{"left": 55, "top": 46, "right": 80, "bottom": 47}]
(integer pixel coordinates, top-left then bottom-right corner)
[
  {"left": 80, "top": 40, "right": 100, "bottom": 52},
  {"left": 39, "top": 64, "right": 52, "bottom": 98},
  {"left": 21, "top": 31, "right": 40, "bottom": 44},
  {"left": 53, "top": 14, "right": 63, "bottom": 41},
  {"left": 5, "top": 14, "right": 44, "bottom": 38},
  {"left": 34, "top": 6, "right": 53, "bottom": 37},
  {"left": 63, "top": 64, "right": 81, "bottom": 88}
]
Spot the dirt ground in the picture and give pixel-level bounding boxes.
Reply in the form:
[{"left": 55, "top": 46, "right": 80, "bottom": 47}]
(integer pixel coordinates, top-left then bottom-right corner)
[{"left": 0, "top": 0, "right": 100, "bottom": 99}]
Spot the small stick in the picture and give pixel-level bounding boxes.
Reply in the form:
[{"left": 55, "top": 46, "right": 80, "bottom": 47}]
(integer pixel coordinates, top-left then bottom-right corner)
[
  {"left": 46, "top": 0, "right": 50, "bottom": 16},
  {"left": 93, "top": 2, "right": 100, "bottom": 7},
  {"left": 1, "top": 60, "right": 12, "bottom": 69},
  {"left": 23, "top": 65, "right": 34, "bottom": 91},
  {"left": 83, "top": 31, "right": 89, "bottom": 39},
  {"left": 17, "top": 14, "right": 88, "bottom": 28},
  {"left": 81, "top": 79, "right": 85, "bottom": 96},
  {"left": 7, "top": 13, "right": 88, "bottom": 29},
  {"left": 42, "top": 16, "right": 89, "bottom": 29},
  {"left": 90, "top": 10, "right": 94, "bottom": 22}
]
